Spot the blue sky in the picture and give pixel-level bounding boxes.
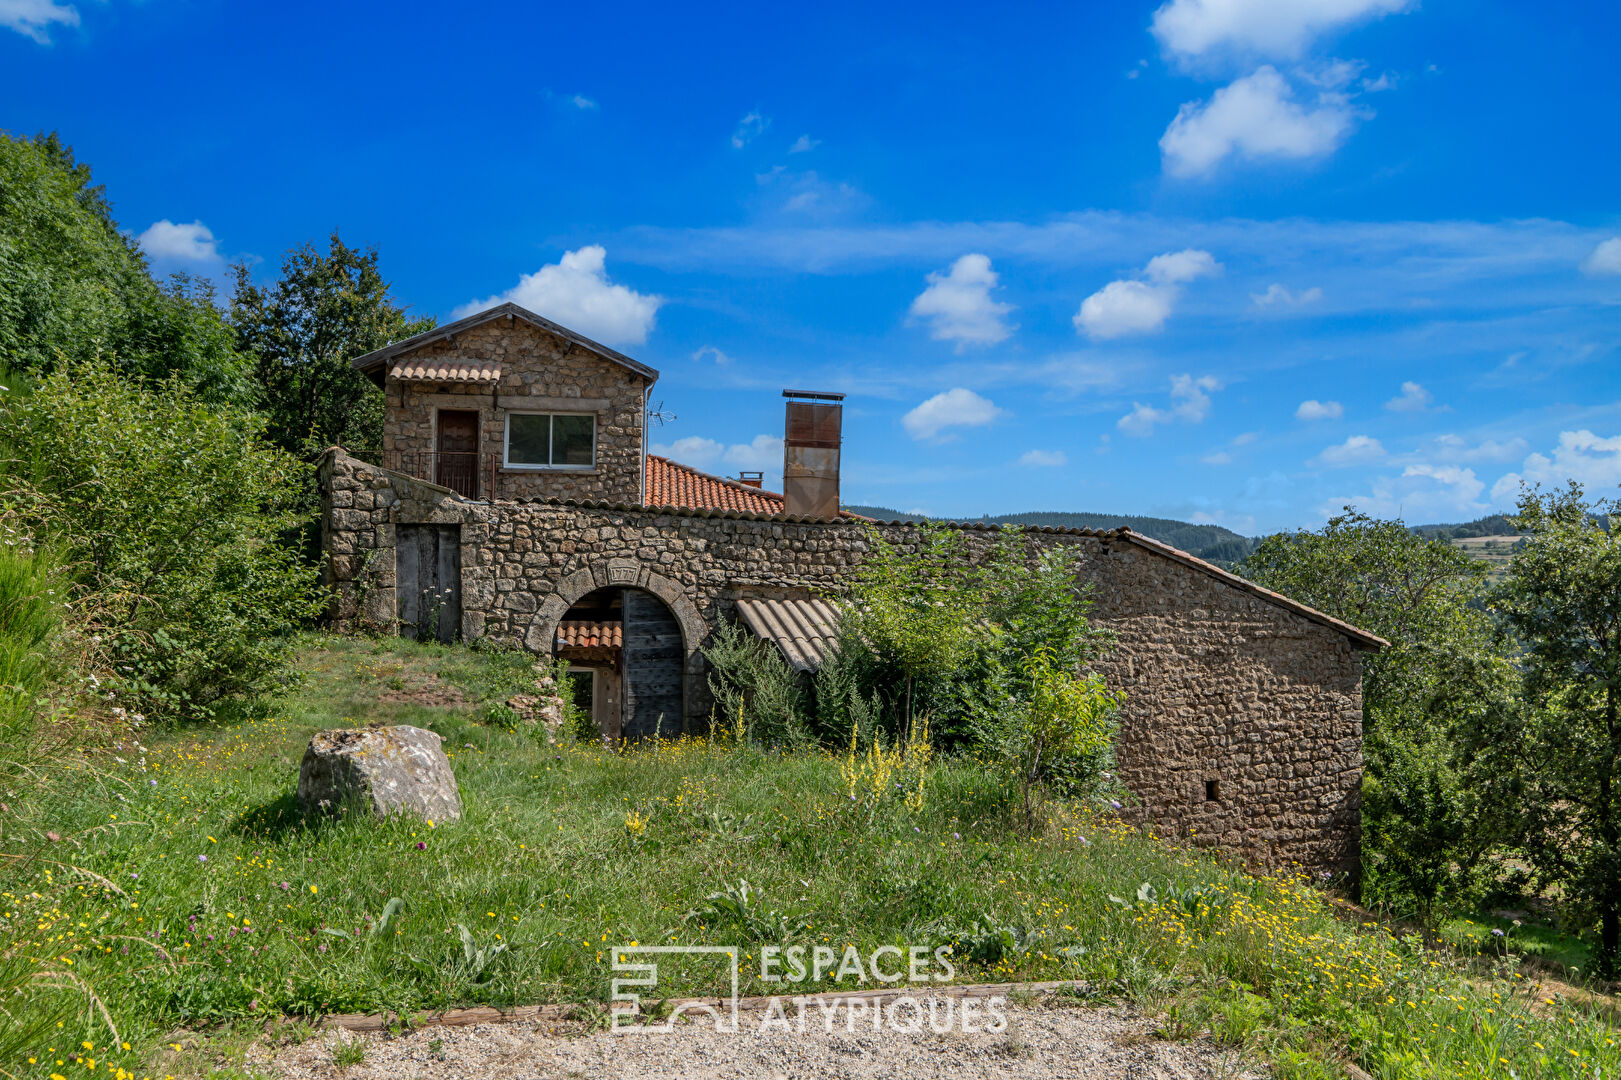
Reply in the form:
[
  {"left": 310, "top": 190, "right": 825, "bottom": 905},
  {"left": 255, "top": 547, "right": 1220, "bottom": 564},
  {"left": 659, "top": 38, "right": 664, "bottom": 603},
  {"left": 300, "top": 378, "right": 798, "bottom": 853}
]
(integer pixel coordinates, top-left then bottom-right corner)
[{"left": 5, "top": 0, "right": 1620, "bottom": 533}]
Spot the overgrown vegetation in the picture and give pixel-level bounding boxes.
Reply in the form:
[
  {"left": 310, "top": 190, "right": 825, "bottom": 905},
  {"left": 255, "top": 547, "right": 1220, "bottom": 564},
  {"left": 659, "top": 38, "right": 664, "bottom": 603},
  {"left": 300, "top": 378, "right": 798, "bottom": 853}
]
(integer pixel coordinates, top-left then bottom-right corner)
[{"left": 2, "top": 636, "right": 1618, "bottom": 1080}]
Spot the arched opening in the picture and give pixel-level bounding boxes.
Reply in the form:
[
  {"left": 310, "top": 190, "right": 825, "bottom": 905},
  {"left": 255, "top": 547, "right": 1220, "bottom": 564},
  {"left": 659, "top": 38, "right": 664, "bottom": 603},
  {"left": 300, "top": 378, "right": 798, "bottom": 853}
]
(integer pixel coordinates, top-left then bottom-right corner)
[{"left": 554, "top": 586, "right": 685, "bottom": 740}]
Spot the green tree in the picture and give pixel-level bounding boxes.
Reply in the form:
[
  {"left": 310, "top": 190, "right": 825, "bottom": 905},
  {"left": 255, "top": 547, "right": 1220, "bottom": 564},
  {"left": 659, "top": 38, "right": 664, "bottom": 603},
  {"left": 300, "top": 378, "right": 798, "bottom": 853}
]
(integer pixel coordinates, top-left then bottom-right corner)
[
  {"left": 0, "top": 131, "right": 249, "bottom": 400},
  {"left": 230, "top": 233, "right": 433, "bottom": 459},
  {"left": 1239, "top": 510, "right": 1512, "bottom": 915},
  {"left": 1491, "top": 484, "right": 1621, "bottom": 977},
  {"left": 2, "top": 360, "right": 323, "bottom": 718}
]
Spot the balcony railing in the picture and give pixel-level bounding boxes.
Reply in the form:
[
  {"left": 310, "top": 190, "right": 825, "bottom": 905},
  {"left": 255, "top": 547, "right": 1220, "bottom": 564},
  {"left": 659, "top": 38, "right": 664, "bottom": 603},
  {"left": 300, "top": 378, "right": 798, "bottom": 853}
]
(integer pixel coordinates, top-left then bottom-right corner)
[{"left": 387, "top": 450, "right": 496, "bottom": 501}]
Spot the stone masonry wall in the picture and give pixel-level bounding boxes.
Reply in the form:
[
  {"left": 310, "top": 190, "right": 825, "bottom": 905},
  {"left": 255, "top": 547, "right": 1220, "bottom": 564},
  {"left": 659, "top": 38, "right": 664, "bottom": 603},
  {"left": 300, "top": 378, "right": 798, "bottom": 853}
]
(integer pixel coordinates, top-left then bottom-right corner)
[
  {"left": 382, "top": 318, "right": 648, "bottom": 504},
  {"left": 319, "top": 449, "right": 1366, "bottom": 873}
]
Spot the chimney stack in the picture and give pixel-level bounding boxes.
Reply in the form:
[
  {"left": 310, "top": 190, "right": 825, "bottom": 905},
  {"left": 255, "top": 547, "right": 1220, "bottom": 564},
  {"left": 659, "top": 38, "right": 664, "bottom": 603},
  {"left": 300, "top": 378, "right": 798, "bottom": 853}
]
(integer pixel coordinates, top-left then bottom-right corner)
[
  {"left": 737, "top": 471, "right": 764, "bottom": 489},
  {"left": 782, "top": 389, "right": 844, "bottom": 520}
]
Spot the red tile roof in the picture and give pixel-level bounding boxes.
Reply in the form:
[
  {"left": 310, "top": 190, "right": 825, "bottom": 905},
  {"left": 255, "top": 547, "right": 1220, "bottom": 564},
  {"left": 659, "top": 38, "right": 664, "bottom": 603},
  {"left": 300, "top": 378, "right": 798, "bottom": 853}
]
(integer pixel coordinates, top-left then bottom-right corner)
[
  {"left": 645, "top": 455, "right": 794, "bottom": 515},
  {"left": 556, "top": 621, "right": 623, "bottom": 648}
]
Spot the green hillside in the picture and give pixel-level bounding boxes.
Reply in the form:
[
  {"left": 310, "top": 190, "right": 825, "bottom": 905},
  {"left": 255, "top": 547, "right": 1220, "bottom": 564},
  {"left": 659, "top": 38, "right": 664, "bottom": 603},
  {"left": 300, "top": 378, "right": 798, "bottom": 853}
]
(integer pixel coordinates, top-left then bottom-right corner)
[{"left": 841, "top": 505, "right": 1258, "bottom": 565}]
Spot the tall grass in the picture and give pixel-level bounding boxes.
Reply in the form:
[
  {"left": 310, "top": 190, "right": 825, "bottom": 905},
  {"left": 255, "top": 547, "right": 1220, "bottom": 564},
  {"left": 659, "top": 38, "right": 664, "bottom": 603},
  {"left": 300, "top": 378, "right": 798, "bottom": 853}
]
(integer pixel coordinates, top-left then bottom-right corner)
[{"left": 0, "top": 543, "right": 62, "bottom": 745}]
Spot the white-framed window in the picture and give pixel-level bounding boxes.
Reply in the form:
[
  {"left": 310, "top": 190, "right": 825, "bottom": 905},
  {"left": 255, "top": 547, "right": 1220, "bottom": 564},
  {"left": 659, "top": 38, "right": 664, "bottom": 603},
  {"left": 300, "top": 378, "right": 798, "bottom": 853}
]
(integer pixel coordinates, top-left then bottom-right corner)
[{"left": 503, "top": 412, "right": 595, "bottom": 470}]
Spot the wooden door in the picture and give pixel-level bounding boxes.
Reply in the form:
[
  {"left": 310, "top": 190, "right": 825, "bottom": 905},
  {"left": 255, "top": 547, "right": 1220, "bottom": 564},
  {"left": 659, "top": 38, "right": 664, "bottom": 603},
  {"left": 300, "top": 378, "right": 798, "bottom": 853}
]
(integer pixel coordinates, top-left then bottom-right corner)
[
  {"left": 395, "top": 524, "right": 461, "bottom": 642},
  {"left": 621, "top": 590, "right": 683, "bottom": 739},
  {"left": 435, "top": 410, "right": 479, "bottom": 498}
]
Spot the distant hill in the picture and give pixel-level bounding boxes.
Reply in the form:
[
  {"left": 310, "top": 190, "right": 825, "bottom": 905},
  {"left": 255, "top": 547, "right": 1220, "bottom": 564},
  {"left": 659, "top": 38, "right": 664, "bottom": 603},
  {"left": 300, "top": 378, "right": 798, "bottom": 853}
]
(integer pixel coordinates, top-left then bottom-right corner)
[
  {"left": 841, "top": 506, "right": 1259, "bottom": 566},
  {"left": 1410, "top": 514, "right": 1526, "bottom": 541}
]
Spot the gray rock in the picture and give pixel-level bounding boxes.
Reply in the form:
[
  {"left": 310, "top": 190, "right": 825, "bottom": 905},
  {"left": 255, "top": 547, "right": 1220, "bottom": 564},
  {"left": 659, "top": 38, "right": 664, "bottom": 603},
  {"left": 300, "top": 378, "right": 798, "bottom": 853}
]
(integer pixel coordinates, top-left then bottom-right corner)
[{"left": 297, "top": 725, "right": 462, "bottom": 823}]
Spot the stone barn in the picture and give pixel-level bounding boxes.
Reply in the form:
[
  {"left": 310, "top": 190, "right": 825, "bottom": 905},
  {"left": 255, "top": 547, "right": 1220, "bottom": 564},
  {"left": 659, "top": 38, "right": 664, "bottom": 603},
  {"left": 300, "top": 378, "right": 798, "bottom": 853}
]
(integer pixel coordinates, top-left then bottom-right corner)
[{"left": 323, "top": 301, "right": 1383, "bottom": 872}]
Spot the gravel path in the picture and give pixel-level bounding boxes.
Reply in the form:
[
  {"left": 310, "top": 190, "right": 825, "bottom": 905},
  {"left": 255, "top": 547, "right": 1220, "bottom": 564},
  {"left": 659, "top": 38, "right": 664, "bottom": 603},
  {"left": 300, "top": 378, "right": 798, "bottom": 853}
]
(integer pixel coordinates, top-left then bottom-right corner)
[{"left": 261, "top": 1001, "right": 1263, "bottom": 1079}]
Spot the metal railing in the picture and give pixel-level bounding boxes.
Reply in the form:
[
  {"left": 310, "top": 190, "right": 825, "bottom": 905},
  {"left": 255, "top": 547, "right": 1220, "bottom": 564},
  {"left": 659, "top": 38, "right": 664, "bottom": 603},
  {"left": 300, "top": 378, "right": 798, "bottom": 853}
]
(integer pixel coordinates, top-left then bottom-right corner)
[{"left": 387, "top": 450, "right": 496, "bottom": 501}]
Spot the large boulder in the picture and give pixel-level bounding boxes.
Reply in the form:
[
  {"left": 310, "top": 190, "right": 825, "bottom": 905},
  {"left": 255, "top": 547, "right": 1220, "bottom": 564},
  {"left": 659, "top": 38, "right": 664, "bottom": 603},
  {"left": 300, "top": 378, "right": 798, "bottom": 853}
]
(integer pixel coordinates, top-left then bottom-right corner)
[{"left": 297, "top": 725, "right": 462, "bottom": 823}]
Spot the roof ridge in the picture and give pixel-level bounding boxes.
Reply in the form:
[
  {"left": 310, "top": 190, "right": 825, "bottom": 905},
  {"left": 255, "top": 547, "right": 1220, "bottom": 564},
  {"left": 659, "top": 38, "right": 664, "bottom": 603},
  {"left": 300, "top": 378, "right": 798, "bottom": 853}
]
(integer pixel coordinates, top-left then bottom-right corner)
[
  {"left": 350, "top": 302, "right": 659, "bottom": 383},
  {"left": 646, "top": 454, "right": 787, "bottom": 503}
]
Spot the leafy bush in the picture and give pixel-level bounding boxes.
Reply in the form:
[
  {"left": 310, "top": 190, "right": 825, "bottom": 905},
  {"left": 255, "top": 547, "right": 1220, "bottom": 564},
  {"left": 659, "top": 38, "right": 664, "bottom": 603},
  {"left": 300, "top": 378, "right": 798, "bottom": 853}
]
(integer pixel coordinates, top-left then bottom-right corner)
[
  {"left": 2, "top": 360, "right": 324, "bottom": 719},
  {"left": 702, "top": 619, "right": 813, "bottom": 748}
]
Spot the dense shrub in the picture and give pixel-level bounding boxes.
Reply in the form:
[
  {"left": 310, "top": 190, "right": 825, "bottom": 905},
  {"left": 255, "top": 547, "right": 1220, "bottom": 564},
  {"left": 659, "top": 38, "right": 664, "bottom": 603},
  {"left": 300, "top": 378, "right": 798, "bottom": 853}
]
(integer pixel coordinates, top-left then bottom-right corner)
[
  {"left": 0, "top": 541, "right": 63, "bottom": 744},
  {"left": 2, "top": 360, "right": 323, "bottom": 719}
]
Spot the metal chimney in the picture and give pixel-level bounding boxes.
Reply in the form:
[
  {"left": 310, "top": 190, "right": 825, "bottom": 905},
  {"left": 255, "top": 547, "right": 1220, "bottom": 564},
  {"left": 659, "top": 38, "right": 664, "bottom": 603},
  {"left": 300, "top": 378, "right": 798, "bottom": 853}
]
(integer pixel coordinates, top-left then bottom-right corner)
[{"left": 782, "top": 389, "right": 844, "bottom": 520}]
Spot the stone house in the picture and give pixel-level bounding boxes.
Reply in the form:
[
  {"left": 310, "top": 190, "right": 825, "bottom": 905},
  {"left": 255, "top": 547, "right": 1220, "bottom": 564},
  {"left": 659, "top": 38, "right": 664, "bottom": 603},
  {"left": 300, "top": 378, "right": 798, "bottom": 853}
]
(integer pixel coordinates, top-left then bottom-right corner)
[{"left": 329, "top": 302, "right": 1383, "bottom": 872}]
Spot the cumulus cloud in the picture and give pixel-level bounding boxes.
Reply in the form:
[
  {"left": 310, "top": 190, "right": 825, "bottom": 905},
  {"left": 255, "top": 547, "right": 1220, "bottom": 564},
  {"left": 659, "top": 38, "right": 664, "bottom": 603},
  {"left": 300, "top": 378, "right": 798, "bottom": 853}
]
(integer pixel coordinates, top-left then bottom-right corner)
[
  {"left": 1150, "top": 0, "right": 1414, "bottom": 63},
  {"left": 1323, "top": 463, "right": 1489, "bottom": 522},
  {"left": 1491, "top": 430, "right": 1621, "bottom": 503},
  {"left": 1117, "top": 374, "right": 1222, "bottom": 436},
  {"left": 650, "top": 433, "right": 785, "bottom": 475},
  {"left": 1581, "top": 237, "right": 1621, "bottom": 276},
  {"left": 1384, "top": 380, "right": 1433, "bottom": 412},
  {"left": 137, "top": 220, "right": 221, "bottom": 263},
  {"left": 1313, "top": 434, "right": 1385, "bottom": 467},
  {"left": 1295, "top": 399, "right": 1343, "bottom": 420},
  {"left": 1426, "top": 433, "right": 1528, "bottom": 464},
  {"left": 908, "top": 254, "right": 1016, "bottom": 350},
  {"left": 691, "top": 345, "right": 733, "bottom": 365},
  {"left": 1253, "top": 283, "right": 1324, "bottom": 307},
  {"left": 1, "top": 0, "right": 78, "bottom": 43},
  {"left": 1018, "top": 449, "right": 1068, "bottom": 467},
  {"left": 1160, "top": 66, "right": 1359, "bottom": 178},
  {"left": 454, "top": 245, "right": 662, "bottom": 347},
  {"left": 902, "top": 388, "right": 1003, "bottom": 440},
  {"left": 1074, "top": 248, "right": 1221, "bottom": 339},
  {"left": 732, "top": 111, "right": 769, "bottom": 148},
  {"left": 789, "top": 134, "right": 820, "bottom": 153}
]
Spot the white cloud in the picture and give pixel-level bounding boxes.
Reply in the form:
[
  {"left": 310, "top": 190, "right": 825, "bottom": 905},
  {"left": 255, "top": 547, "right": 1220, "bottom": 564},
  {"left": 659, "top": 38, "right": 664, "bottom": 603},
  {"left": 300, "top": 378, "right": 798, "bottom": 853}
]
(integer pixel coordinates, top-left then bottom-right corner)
[
  {"left": 1117, "top": 373, "right": 1222, "bottom": 436},
  {"left": 1202, "top": 450, "right": 1233, "bottom": 465},
  {"left": 908, "top": 253, "right": 1016, "bottom": 350},
  {"left": 1582, "top": 237, "right": 1621, "bottom": 276},
  {"left": 1145, "top": 248, "right": 1222, "bottom": 284},
  {"left": 454, "top": 245, "right": 662, "bottom": 347},
  {"left": 1323, "top": 463, "right": 1489, "bottom": 522},
  {"left": 1074, "top": 248, "right": 1220, "bottom": 339},
  {"left": 1018, "top": 449, "right": 1068, "bottom": 467},
  {"left": 902, "top": 388, "right": 1003, "bottom": 440},
  {"left": 570, "top": 94, "right": 597, "bottom": 110},
  {"left": 789, "top": 134, "right": 820, "bottom": 153},
  {"left": 1295, "top": 398, "right": 1343, "bottom": 420},
  {"left": 723, "top": 433, "right": 784, "bottom": 470},
  {"left": 1232, "top": 431, "right": 1258, "bottom": 446},
  {"left": 1253, "top": 283, "right": 1324, "bottom": 307},
  {"left": 1426, "top": 433, "right": 1528, "bottom": 465},
  {"left": 1160, "top": 66, "right": 1359, "bottom": 178},
  {"left": 1, "top": 0, "right": 78, "bottom": 43},
  {"left": 732, "top": 111, "right": 769, "bottom": 149},
  {"left": 137, "top": 220, "right": 221, "bottom": 263},
  {"left": 1151, "top": 0, "right": 1414, "bottom": 63},
  {"left": 1384, "top": 380, "right": 1433, "bottom": 412},
  {"left": 756, "top": 167, "right": 867, "bottom": 217},
  {"left": 1491, "top": 430, "right": 1621, "bottom": 503},
  {"left": 649, "top": 433, "right": 784, "bottom": 475},
  {"left": 691, "top": 345, "right": 732, "bottom": 365},
  {"left": 1314, "top": 434, "right": 1385, "bottom": 467}
]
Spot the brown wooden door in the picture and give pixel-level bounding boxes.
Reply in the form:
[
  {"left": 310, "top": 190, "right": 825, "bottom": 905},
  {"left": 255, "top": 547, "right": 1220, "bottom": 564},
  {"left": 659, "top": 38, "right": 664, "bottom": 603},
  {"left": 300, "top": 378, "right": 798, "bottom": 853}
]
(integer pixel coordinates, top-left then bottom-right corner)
[{"left": 435, "top": 410, "right": 479, "bottom": 498}]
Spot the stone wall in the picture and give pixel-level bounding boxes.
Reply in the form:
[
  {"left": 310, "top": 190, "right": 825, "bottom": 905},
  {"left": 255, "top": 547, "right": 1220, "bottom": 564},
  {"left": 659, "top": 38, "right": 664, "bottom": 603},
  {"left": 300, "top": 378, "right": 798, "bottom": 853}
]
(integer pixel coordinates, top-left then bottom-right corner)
[
  {"left": 382, "top": 318, "right": 648, "bottom": 504},
  {"left": 319, "top": 448, "right": 1369, "bottom": 873}
]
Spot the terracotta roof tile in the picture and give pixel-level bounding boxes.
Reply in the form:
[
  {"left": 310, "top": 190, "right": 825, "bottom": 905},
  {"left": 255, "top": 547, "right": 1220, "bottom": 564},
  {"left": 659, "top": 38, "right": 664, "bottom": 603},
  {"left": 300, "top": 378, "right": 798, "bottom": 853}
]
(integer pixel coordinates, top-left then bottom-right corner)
[
  {"left": 389, "top": 358, "right": 503, "bottom": 384},
  {"left": 556, "top": 621, "right": 622, "bottom": 648},
  {"left": 645, "top": 455, "right": 863, "bottom": 518}
]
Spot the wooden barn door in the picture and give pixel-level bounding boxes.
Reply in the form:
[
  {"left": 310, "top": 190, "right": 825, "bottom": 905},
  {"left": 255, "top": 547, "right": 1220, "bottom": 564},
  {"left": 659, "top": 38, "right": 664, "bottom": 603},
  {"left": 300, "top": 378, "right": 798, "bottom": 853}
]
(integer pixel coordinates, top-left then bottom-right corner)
[
  {"left": 395, "top": 524, "right": 461, "bottom": 643},
  {"left": 620, "top": 590, "right": 683, "bottom": 739}
]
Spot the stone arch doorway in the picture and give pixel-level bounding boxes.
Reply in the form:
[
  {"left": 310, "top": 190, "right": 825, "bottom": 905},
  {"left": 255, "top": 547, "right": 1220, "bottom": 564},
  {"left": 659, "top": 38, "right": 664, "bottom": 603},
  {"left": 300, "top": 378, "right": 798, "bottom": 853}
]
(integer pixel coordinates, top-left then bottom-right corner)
[{"left": 553, "top": 585, "right": 685, "bottom": 740}]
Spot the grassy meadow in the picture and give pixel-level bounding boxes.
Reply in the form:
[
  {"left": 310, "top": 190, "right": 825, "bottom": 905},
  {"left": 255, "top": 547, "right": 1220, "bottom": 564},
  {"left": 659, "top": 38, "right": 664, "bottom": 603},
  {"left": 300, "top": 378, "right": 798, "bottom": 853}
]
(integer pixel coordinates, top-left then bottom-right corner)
[{"left": 3, "top": 634, "right": 1620, "bottom": 1079}]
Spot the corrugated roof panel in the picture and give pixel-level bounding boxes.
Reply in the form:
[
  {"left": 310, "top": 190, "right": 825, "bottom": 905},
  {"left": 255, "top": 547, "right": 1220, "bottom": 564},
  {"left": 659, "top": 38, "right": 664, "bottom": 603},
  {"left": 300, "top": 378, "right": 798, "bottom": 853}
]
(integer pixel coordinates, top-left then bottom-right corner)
[{"left": 736, "top": 597, "right": 842, "bottom": 672}]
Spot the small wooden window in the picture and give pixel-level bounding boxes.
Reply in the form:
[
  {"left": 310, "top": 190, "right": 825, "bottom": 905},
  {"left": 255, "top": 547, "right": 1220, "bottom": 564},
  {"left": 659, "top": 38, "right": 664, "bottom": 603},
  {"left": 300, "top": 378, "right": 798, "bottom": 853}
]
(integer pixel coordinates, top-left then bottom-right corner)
[{"left": 1205, "top": 779, "right": 1221, "bottom": 802}]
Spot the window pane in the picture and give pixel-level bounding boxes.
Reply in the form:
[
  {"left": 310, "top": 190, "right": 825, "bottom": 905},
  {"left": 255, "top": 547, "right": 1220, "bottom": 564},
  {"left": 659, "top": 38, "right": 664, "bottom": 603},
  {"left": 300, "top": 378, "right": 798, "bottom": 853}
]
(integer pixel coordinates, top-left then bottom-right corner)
[
  {"left": 552, "top": 414, "right": 594, "bottom": 465},
  {"left": 508, "top": 414, "right": 550, "bottom": 465}
]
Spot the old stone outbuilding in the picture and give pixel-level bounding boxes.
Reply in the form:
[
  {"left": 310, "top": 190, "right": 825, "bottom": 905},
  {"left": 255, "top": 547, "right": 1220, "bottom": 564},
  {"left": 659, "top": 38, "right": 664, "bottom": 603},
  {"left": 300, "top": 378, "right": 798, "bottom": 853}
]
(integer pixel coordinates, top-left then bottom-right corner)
[{"left": 324, "top": 302, "right": 1383, "bottom": 873}]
